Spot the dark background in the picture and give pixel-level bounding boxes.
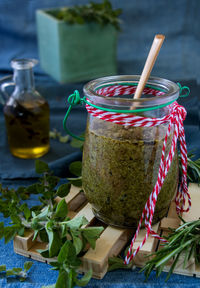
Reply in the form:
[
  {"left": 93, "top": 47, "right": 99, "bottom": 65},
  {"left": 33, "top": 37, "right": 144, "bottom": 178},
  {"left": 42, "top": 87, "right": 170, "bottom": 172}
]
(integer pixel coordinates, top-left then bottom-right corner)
[{"left": 0, "top": 1, "right": 199, "bottom": 287}]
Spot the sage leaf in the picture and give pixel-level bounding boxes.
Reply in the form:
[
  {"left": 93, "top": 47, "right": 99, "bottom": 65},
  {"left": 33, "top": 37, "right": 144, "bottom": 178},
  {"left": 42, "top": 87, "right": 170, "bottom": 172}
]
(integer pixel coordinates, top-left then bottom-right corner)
[
  {"left": 55, "top": 270, "right": 71, "bottom": 288},
  {"left": 4, "top": 226, "right": 17, "bottom": 244},
  {"left": 35, "top": 160, "right": 49, "bottom": 174},
  {"left": 75, "top": 269, "right": 92, "bottom": 286},
  {"left": 55, "top": 199, "right": 68, "bottom": 218},
  {"left": 58, "top": 241, "right": 76, "bottom": 263},
  {"left": 82, "top": 227, "right": 104, "bottom": 249},
  {"left": 24, "top": 261, "right": 33, "bottom": 272},
  {"left": 6, "top": 269, "right": 15, "bottom": 276},
  {"left": 66, "top": 216, "right": 88, "bottom": 230},
  {"left": 46, "top": 229, "right": 62, "bottom": 258},
  {"left": 57, "top": 183, "right": 71, "bottom": 198},
  {"left": 0, "top": 222, "right": 4, "bottom": 239},
  {"left": 0, "top": 265, "right": 6, "bottom": 272},
  {"left": 71, "top": 233, "right": 83, "bottom": 255},
  {"left": 67, "top": 177, "right": 82, "bottom": 187},
  {"left": 20, "top": 203, "right": 31, "bottom": 220},
  {"left": 69, "top": 161, "right": 82, "bottom": 177}
]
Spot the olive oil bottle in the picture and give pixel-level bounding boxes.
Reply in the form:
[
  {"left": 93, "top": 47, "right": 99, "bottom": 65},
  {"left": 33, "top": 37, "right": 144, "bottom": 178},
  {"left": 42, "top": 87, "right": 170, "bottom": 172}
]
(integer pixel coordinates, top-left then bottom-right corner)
[{"left": 1, "top": 59, "right": 50, "bottom": 158}]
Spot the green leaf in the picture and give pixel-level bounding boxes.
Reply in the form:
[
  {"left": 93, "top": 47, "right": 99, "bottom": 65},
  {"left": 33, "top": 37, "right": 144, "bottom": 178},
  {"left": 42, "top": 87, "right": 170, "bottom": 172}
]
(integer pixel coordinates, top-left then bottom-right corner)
[
  {"left": 4, "top": 226, "right": 17, "bottom": 243},
  {"left": 0, "top": 222, "right": 4, "bottom": 239},
  {"left": 10, "top": 214, "right": 21, "bottom": 225},
  {"left": 66, "top": 216, "right": 88, "bottom": 230},
  {"left": 35, "top": 160, "right": 49, "bottom": 174},
  {"left": 67, "top": 177, "right": 82, "bottom": 187},
  {"left": 12, "top": 267, "right": 23, "bottom": 273},
  {"left": 25, "top": 183, "right": 41, "bottom": 194},
  {"left": 39, "top": 229, "right": 49, "bottom": 243},
  {"left": 58, "top": 240, "right": 76, "bottom": 263},
  {"left": 108, "top": 257, "right": 133, "bottom": 271},
  {"left": 55, "top": 270, "right": 71, "bottom": 288},
  {"left": 6, "top": 269, "right": 15, "bottom": 276},
  {"left": 0, "top": 265, "right": 6, "bottom": 272},
  {"left": 38, "top": 248, "right": 50, "bottom": 258},
  {"left": 82, "top": 227, "right": 104, "bottom": 249},
  {"left": 57, "top": 183, "right": 71, "bottom": 198},
  {"left": 55, "top": 199, "right": 68, "bottom": 218},
  {"left": 69, "top": 161, "right": 82, "bottom": 177},
  {"left": 20, "top": 203, "right": 31, "bottom": 220},
  {"left": 75, "top": 269, "right": 92, "bottom": 286},
  {"left": 46, "top": 229, "right": 62, "bottom": 258},
  {"left": 24, "top": 261, "right": 33, "bottom": 272},
  {"left": 71, "top": 233, "right": 83, "bottom": 255}
]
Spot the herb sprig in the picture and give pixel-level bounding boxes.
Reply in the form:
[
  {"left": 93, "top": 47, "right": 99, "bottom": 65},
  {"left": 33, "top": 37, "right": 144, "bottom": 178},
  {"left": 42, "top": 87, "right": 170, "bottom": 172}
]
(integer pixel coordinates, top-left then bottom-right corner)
[
  {"left": 0, "top": 160, "right": 103, "bottom": 287},
  {"left": 50, "top": 0, "right": 122, "bottom": 30},
  {"left": 141, "top": 217, "right": 200, "bottom": 281},
  {"left": 0, "top": 261, "right": 33, "bottom": 282}
]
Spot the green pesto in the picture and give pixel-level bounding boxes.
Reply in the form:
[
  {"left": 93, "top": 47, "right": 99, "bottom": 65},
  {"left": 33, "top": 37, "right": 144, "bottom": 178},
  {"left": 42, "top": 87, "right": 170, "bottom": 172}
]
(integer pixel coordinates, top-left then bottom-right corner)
[{"left": 82, "top": 119, "right": 179, "bottom": 228}]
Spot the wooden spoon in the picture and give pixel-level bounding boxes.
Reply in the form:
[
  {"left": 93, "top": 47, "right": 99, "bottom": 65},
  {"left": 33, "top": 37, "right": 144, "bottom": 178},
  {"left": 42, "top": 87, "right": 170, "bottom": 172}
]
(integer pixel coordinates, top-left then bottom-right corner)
[{"left": 133, "top": 34, "right": 165, "bottom": 101}]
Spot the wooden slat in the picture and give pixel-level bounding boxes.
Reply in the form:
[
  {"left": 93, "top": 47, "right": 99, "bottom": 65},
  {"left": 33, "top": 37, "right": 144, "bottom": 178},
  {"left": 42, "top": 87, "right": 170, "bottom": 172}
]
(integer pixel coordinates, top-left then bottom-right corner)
[
  {"left": 81, "top": 226, "right": 132, "bottom": 279},
  {"left": 13, "top": 229, "right": 35, "bottom": 251},
  {"left": 160, "top": 217, "right": 180, "bottom": 231},
  {"left": 56, "top": 185, "right": 86, "bottom": 211},
  {"left": 182, "top": 183, "right": 200, "bottom": 222},
  {"left": 133, "top": 223, "right": 160, "bottom": 266}
]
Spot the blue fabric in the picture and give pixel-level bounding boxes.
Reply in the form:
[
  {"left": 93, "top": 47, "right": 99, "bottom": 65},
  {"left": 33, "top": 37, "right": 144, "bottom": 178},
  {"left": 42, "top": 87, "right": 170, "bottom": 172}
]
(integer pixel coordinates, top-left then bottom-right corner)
[
  {"left": 0, "top": 0, "right": 200, "bottom": 287},
  {"left": 0, "top": 0, "right": 200, "bottom": 82}
]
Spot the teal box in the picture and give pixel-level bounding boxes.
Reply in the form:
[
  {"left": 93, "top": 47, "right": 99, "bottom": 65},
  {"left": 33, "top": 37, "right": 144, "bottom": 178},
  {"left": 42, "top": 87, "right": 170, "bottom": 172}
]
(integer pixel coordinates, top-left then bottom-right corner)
[{"left": 36, "top": 9, "right": 118, "bottom": 83}]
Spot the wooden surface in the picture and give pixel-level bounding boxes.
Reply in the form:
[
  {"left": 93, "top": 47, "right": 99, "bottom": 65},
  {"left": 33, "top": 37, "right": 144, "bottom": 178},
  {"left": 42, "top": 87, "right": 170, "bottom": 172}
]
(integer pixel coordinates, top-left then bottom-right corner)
[{"left": 13, "top": 183, "right": 200, "bottom": 279}]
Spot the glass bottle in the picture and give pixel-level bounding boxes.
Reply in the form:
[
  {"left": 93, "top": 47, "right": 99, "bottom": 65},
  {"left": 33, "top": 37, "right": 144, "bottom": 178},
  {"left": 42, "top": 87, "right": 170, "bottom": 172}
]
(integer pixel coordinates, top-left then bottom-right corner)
[
  {"left": 1, "top": 59, "right": 50, "bottom": 159},
  {"left": 82, "top": 75, "right": 179, "bottom": 228}
]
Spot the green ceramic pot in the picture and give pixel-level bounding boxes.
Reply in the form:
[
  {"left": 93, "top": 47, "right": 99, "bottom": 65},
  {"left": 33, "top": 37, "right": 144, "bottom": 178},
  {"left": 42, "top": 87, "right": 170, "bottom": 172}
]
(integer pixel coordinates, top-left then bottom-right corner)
[{"left": 36, "top": 9, "right": 118, "bottom": 83}]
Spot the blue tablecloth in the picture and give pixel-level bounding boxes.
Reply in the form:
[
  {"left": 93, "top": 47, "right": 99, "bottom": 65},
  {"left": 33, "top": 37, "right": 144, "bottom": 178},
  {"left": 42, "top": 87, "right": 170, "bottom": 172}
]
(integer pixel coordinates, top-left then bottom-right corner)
[
  {"left": 0, "top": 78, "right": 200, "bottom": 288},
  {"left": 0, "top": 0, "right": 200, "bottom": 287}
]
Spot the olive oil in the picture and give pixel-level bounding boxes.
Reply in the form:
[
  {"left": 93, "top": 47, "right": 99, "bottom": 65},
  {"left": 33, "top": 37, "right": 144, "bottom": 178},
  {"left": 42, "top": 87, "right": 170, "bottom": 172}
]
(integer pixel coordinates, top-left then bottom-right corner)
[
  {"left": 1, "top": 59, "right": 50, "bottom": 158},
  {"left": 4, "top": 99, "right": 49, "bottom": 158}
]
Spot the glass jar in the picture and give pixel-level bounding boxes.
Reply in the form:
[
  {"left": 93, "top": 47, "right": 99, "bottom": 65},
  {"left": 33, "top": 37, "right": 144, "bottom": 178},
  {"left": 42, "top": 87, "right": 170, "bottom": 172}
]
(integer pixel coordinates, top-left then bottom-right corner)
[
  {"left": 1, "top": 59, "right": 50, "bottom": 159},
  {"left": 82, "top": 75, "right": 179, "bottom": 228}
]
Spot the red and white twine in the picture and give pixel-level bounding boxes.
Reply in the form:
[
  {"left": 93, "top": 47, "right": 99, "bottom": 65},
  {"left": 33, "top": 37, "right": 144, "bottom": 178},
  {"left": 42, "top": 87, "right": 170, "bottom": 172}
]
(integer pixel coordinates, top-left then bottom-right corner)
[{"left": 85, "top": 85, "right": 191, "bottom": 265}]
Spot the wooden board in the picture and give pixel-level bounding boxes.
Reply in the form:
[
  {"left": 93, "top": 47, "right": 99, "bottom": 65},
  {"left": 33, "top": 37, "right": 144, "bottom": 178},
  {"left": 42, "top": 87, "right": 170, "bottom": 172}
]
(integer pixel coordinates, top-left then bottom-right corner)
[{"left": 13, "top": 183, "right": 200, "bottom": 279}]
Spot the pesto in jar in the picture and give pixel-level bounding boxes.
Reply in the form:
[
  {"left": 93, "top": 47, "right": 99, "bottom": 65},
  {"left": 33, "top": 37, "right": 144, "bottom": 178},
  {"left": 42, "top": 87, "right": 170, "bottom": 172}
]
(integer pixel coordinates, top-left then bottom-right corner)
[{"left": 82, "top": 117, "right": 179, "bottom": 228}]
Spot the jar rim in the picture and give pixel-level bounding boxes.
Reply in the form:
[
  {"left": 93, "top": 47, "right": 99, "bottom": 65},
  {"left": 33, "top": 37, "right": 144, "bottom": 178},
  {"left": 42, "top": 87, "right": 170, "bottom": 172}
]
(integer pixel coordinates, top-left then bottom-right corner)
[{"left": 83, "top": 75, "right": 179, "bottom": 108}]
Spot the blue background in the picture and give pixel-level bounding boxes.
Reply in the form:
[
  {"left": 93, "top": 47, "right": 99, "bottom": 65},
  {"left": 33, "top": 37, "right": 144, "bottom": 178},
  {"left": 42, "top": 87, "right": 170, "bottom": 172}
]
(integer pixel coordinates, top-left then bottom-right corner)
[{"left": 0, "top": 0, "right": 200, "bottom": 287}]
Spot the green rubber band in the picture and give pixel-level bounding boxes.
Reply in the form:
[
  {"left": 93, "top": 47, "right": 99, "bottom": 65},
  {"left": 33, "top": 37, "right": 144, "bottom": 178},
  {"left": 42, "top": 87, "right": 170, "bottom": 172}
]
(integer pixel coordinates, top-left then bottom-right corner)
[
  {"left": 177, "top": 82, "right": 190, "bottom": 98},
  {"left": 84, "top": 97, "right": 176, "bottom": 113},
  {"left": 63, "top": 90, "right": 85, "bottom": 141}
]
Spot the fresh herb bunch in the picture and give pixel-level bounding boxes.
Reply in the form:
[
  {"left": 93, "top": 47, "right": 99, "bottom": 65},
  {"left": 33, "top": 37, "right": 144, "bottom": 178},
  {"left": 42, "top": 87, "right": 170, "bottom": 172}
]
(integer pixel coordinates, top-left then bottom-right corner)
[
  {"left": 141, "top": 217, "right": 200, "bottom": 281},
  {"left": 0, "top": 160, "right": 103, "bottom": 288},
  {"left": 50, "top": 0, "right": 122, "bottom": 30},
  {"left": 0, "top": 261, "right": 33, "bottom": 282}
]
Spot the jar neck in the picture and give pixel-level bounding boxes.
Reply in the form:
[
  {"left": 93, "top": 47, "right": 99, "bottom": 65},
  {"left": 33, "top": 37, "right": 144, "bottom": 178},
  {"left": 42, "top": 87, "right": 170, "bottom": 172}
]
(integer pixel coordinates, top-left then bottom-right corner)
[{"left": 13, "top": 68, "right": 35, "bottom": 93}]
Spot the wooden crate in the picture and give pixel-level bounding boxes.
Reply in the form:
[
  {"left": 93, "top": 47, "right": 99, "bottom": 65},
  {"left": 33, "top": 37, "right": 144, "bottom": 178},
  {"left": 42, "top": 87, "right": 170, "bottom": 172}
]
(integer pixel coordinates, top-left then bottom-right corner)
[{"left": 13, "top": 183, "right": 200, "bottom": 279}]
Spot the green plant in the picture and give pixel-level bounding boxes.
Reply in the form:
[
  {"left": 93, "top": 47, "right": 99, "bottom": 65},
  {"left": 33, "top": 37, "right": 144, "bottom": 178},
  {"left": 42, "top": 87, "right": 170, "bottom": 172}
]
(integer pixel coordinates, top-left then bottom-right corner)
[
  {"left": 49, "top": 0, "right": 122, "bottom": 30},
  {"left": 140, "top": 217, "right": 200, "bottom": 281},
  {"left": 0, "top": 160, "right": 103, "bottom": 287}
]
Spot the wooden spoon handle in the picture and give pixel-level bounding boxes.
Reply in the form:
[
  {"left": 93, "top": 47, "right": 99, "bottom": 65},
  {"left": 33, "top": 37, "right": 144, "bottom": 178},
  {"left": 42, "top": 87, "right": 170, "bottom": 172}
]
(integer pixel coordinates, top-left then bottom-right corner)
[{"left": 133, "top": 34, "right": 165, "bottom": 99}]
